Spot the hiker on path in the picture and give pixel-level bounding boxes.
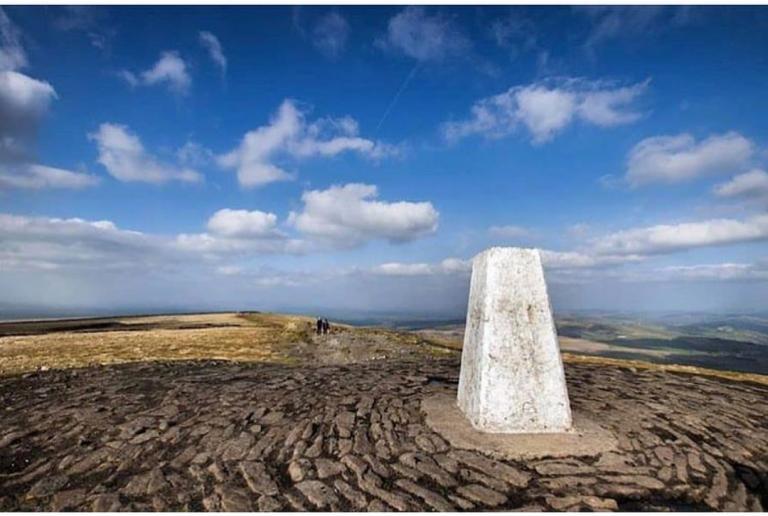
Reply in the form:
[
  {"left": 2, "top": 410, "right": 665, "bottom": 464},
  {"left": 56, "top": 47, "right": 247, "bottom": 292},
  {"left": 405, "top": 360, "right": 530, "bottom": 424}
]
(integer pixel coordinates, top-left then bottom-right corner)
[
  {"left": 316, "top": 317, "right": 323, "bottom": 335},
  {"left": 323, "top": 318, "right": 330, "bottom": 335}
]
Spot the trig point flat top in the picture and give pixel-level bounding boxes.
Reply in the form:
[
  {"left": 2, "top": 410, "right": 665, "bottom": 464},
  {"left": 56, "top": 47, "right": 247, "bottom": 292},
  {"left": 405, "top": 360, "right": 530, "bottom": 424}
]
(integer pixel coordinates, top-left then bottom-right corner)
[{"left": 457, "top": 247, "right": 572, "bottom": 433}]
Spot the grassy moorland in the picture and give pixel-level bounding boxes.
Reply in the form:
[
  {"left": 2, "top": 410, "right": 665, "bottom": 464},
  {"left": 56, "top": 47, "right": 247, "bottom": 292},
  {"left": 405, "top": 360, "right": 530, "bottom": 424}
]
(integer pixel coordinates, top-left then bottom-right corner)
[
  {"left": 1, "top": 311, "right": 767, "bottom": 387},
  {"left": 0, "top": 312, "right": 454, "bottom": 377}
]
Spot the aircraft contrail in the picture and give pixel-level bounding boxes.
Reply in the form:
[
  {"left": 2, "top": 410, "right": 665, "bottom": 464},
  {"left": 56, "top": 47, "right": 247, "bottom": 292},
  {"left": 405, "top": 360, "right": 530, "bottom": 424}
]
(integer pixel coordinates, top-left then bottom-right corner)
[{"left": 375, "top": 63, "right": 421, "bottom": 133}]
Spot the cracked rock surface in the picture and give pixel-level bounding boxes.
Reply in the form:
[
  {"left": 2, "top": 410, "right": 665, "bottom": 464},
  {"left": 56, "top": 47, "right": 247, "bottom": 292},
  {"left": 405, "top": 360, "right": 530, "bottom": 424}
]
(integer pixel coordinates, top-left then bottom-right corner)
[{"left": 1, "top": 358, "right": 767, "bottom": 511}]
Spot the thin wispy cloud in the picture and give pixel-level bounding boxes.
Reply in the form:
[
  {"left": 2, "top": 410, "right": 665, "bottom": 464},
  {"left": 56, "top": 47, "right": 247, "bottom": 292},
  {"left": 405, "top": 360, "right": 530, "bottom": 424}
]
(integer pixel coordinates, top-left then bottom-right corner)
[
  {"left": 443, "top": 77, "right": 649, "bottom": 144},
  {"left": 379, "top": 7, "right": 470, "bottom": 62},
  {"left": 578, "top": 6, "right": 692, "bottom": 57},
  {"left": 199, "top": 31, "right": 227, "bottom": 76},
  {"left": 52, "top": 6, "right": 115, "bottom": 50},
  {"left": 312, "top": 12, "right": 349, "bottom": 60}
]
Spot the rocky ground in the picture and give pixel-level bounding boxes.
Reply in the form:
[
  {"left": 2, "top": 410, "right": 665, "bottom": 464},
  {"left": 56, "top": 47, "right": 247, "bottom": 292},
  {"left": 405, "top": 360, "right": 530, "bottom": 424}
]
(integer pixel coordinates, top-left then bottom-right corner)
[{"left": 1, "top": 356, "right": 767, "bottom": 512}]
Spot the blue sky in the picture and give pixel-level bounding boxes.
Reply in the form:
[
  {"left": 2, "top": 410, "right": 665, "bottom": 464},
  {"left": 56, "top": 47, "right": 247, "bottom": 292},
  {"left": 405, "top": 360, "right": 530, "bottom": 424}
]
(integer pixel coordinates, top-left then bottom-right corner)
[{"left": 1, "top": 5, "right": 768, "bottom": 316}]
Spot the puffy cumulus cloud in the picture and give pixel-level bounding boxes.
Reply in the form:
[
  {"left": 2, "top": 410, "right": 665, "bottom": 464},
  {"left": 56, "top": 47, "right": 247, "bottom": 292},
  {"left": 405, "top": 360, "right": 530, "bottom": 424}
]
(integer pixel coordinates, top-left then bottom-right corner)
[
  {"left": 443, "top": 78, "right": 648, "bottom": 144},
  {"left": 199, "top": 31, "right": 227, "bottom": 75},
  {"left": 488, "top": 225, "right": 529, "bottom": 239},
  {"left": 380, "top": 7, "right": 469, "bottom": 62},
  {"left": 714, "top": 169, "right": 768, "bottom": 204},
  {"left": 0, "top": 70, "right": 57, "bottom": 162},
  {"left": 218, "top": 100, "right": 397, "bottom": 188},
  {"left": 175, "top": 208, "right": 305, "bottom": 256},
  {"left": 0, "top": 12, "right": 97, "bottom": 189},
  {"left": 118, "top": 51, "right": 191, "bottom": 95},
  {"left": 206, "top": 208, "right": 281, "bottom": 239},
  {"left": 90, "top": 123, "right": 202, "bottom": 184},
  {"left": 0, "top": 213, "right": 168, "bottom": 272},
  {"left": 591, "top": 214, "right": 768, "bottom": 256},
  {"left": 626, "top": 132, "right": 753, "bottom": 187},
  {"left": 312, "top": 12, "right": 349, "bottom": 59},
  {"left": 288, "top": 183, "right": 439, "bottom": 247}
]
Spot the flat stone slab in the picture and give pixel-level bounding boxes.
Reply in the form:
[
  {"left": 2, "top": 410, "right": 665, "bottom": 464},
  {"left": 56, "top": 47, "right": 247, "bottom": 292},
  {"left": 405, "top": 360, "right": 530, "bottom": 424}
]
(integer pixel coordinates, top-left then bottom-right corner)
[
  {"left": 0, "top": 358, "right": 767, "bottom": 511},
  {"left": 423, "top": 392, "right": 616, "bottom": 460}
]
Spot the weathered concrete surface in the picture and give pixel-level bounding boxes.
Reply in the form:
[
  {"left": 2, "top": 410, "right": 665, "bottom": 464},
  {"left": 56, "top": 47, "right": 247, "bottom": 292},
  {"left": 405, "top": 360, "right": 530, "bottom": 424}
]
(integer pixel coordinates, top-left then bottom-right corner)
[
  {"left": 1, "top": 358, "right": 767, "bottom": 512},
  {"left": 423, "top": 393, "right": 617, "bottom": 460},
  {"left": 458, "top": 247, "right": 572, "bottom": 433}
]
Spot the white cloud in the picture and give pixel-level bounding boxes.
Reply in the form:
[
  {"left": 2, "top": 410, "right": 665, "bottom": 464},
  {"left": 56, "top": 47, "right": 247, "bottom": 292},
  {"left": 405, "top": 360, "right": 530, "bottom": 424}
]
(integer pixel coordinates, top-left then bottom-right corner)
[
  {"left": 0, "top": 164, "right": 98, "bottom": 189},
  {"left": 174, "top": 232, "right": 305, "bottom": 255},
  {"left": 216, "top": 265, "right": 242, "bottom": 276},
  {"left": 540, "top": 250, "right": 644, "bottom": 269},
  {"left": 119, "top": 51, "right": 191, "bottom": 95},
  {"left": 141, "top": 51, "right": 191, "bottom": 94},
  {"left": 371, "top": 257, "right": 470, "bottom": 277},
  {"left": 488, "top": 225, "right": 529, "bottom": 239},
  {"left": 176, "top": 141, "right": 214, "bottom": 167},
  {"left": 591, "top": 214, "right": 768, "bottom": 255},
  {"left": 0, "top": 70, "right": 57, "bottom": 162},
  {"left": 52, "top": 6, "right": 114, "bottom": 51},
  {"left": 381, "top": 7, "right": 469, "bottom": 62},
  {"left": 580, "top": 7, "right": 691, "bottom": 55},
  {"left": 174, "top": 229, "right": 309, "bottom": 256},
  {"left": 489, "top": 12, "right": 537, "bottom": 55},
  {"left": 0, "top": 213, "right": 167, "bottom": 271},
  {"left": 90, "top": 123, "right": 202, "bottom": 184},
  {"left": 115, "top": 70, "right": 139, "bottom": 87},
  {"left": 714, "top": 169, "right": 768, "bottom": 203},
  {"left": 0, "top": 13, "right": 97, "bottom": 189},
  {"left": 174, "top": 207, "right": 305, "bottom": 256},
  {"left": 218, "top": 99, "right": 396, "bottom": 188},
  {"left": 199, "top": 31, "right": 227, "bottom": 75},
  {"left": 368, "top": 250, "right": 642, "bottom": 278},
  {"left": 312, "top": 12, "right": 349, "bottom": 59},
  {"left": 654, "top": 262, "right": 768, "bottom": 282},
  {"left": 288, "top": 183, "right": 439, "bottom": 247},
  {"left": 626, "top": 132, "right": 753, "bottom": 187},
  {"left": 206, "top": 208, "right": 281, "bottom": 239},
  {"left": 443, "top": 78, "right": 648, "bottom": 144},
  {"left": 0, "top": 8, "right": 26, "bottom": 71}
]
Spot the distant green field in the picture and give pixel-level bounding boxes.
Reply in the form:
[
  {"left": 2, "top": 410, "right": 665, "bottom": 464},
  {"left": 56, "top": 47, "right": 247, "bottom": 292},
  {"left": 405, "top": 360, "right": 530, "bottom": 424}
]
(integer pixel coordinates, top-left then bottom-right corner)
[{"left": 556, "top": 314, "right": 768, "bottom": 375}]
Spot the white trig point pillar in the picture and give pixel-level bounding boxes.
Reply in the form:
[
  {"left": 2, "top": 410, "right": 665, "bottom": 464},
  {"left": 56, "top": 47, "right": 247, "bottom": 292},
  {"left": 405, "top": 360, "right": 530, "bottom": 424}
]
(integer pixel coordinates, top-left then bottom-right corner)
[{"left": 458, "top": 247, "right": 572, "bottom": 433}]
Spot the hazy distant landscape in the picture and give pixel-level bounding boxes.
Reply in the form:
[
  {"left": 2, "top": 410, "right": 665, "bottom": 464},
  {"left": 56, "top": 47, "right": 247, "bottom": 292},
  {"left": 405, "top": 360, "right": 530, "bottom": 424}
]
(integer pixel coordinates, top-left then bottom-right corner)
[
  {"left": 401, "top": 311, "right": 768, "bottom": 376},
  {"left": 4, "top": 307, "right": 766, "bottom": 376}
]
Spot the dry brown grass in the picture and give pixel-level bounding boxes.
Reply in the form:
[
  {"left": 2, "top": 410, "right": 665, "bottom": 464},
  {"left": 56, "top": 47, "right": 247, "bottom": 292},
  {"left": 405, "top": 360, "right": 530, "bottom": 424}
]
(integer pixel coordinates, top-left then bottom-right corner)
[
  {"left": 2, "top": 312, "right": 766, "bottom": 387},
  {"left": 0, "top": 312, "right": 316, "bottom": 377}
]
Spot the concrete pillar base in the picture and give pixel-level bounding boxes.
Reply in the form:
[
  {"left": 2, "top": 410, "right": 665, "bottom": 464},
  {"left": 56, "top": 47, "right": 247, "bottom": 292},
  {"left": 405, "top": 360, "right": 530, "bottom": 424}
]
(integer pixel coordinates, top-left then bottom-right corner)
[{"left": 424, "top": 393, "right": 617, "bottom": 460}]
